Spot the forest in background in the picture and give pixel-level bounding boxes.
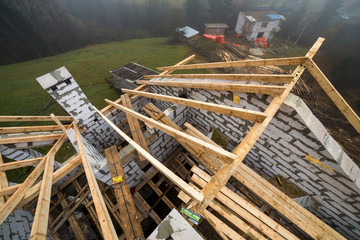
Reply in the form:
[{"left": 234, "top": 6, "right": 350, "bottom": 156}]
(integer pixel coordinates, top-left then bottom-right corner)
[{"left": 0, "top": 0, "right": 359, "bottom": 96}]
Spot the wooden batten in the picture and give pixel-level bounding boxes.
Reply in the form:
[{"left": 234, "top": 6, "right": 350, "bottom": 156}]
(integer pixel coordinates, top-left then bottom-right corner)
[{"left": 0, "top": 116, "right": 73, "bottom": 122}]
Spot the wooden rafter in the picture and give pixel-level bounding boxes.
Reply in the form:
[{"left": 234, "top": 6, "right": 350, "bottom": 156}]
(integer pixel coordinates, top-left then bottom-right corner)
[
  {"left": 95, "top": 107, "right": 204, "bottom": 202},
  {"left": 0, "top": 157, "right": 43, "bottom": 172},
  {"left": 0, "top": 116, "right": 73, "bottom": 122},
  {"left": 143, "top": 73, "right": 294, "bottom": 84},
  {"left": 137, "top": 80, "right": 287, "bottom": 95},
  {"left": 73, "top": 124, "right": 118, "bottom": 240},
  {"left": 305, "top": 58, "right": 360, "bottom": 133},
  {"left": 156, "top": 56, "right": 307, "bottom": 71},
  {"left": 105, "top": 99, "right": 237, "bottom": 163},
  {"left": 0, "top": 133, "right": 62, "bottom": 145},
  {"left": 0, "top": 153, "right": 8, "bottom": 208},
  {"left": 192, "top": 38, "right": 325, "bottom": 215},
  {"left": 121, "top": 89, "right": 267, "bottom": 122},
  {"left": 0, "top": 125, "right": 71, "bottom": 134},
  {"left": 30, "top": 129, "right": 69, "bottom": 239}
]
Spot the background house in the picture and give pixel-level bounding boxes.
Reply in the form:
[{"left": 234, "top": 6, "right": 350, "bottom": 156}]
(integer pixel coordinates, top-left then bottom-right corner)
[
  {"left": 235, "top": 11, "right": 285, "bottom": 41},
  {"left": 204, "top": 23, "right": 229, "bottom": 35},
  {"left": 176, "top": 26, "right": 199, "bottom": 45}
]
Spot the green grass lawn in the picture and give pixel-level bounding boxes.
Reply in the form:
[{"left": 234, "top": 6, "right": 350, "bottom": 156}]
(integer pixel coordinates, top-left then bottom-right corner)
[{"left": 0, "top": 37, "right": 193, "bottom": 120}]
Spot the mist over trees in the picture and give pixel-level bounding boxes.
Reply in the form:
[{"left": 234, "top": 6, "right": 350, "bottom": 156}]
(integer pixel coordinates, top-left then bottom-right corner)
[{"left": 0, "top": 0, "right": 359, "bottom": 94}]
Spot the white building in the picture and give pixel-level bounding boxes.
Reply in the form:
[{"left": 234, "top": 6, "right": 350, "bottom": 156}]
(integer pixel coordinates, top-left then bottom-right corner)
[{"left": 235, "top": 11, "right": 285, "bottom": 41}]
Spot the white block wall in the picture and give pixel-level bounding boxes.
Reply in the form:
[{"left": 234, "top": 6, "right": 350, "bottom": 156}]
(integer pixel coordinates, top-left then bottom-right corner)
[{"left": 150, "top": 82, "right": 360, "bottom": 240}]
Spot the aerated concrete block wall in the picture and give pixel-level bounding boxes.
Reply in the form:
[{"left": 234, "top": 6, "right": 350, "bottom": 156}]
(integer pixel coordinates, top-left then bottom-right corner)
[{"left": 150, "top": 81, "right": 360, "bottom": 240}]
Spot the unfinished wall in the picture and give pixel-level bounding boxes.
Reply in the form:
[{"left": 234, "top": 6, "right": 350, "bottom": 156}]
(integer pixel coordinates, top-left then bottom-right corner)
[{"left": 150, "top": 81, "right": 360, "bottom": 240}]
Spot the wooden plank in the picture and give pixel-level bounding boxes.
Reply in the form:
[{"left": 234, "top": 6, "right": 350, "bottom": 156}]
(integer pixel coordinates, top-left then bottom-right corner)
[
  {"left": 0, "top": 116, "right": 73, "bottom": 122},
  {"left": 0, "top": 157, "right": 43, "bottom": 172},
  {"left": 0, "top": 157, "right": 46, "bottom": 224},
  {"left": 73, "top": 180, "right": 103, "bottom": 238},
  {"left": 0, "top": 153, "right": 8, "bottom": 207},
  {"left": 96, "top": 107, "right": 204, "bottom": 202},
  {"left": 30, "top": 132, "right": 68, "bottom": 240},
  {"left": 137, "top": 80, "right": 287, "bottom": 95},
  {"left": 306, "top": 58, "right": 360, "bottom": 133},
  {"left": 73, "top": 124, "right": 118, "bottom": 240},
  {"left": 57, "top": 191, "right": 86, "bottom": 240},
  {"left": 133, "top": 192, "right": 162, "bottom": 224},
  {"left": 121, "top": 89, "right": 267, "bottom": 122},
  {"left": 191, "top": 169, "right": 297, "bottom": 240},
  {"left": 143, "top": 73, "right": 294, "bottom": 84},
  {"left": 159, "top": 54, "right": 196, "bottom": 75},
  {"left": 105, "top": 145, "right": 144, "bottom": 240},
  {"left": 156, "top": 57, "right": 307, "bottom": 71},
  {"left": 0, "top": 125, "right": 71, "bottom": 134},
  {"left": 50, "top": 113, "right": 67, "bottom": 132},
  {"left": 104, "top": 101, "right": 234, "bottom": 165},
  {"left": 121, "top": 94, "right": 150, "bottom": 162},
  {"left": 194, "top": 38, "right": 325, "bottom": 214},
  {"left": 0, "top": 133, "right": 62, "bottom": 145}
]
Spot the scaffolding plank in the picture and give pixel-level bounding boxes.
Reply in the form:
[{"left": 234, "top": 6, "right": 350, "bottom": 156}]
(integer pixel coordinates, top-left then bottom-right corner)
[
  {"left": 121, "top": 89, "right": 267, "bottom": 122},
  {"left": 105, "top": 145, "right": 144, "bottom": 240},
  {"left": 121, "top": 94, "right": 150, "bottom": 162}
]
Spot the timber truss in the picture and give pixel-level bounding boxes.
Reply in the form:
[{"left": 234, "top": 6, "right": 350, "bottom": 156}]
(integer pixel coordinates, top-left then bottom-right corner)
[{"left": 0, "top": 37, "right": 359, "bottom": 239}]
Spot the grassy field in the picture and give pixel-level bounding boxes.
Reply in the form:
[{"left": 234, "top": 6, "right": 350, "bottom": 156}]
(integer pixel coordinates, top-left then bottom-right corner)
[{"left": 0, "top": 37, "right": 193, "bottom": 120}]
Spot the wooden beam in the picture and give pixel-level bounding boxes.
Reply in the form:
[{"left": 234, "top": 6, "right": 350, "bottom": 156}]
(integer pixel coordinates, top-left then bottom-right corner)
[
  {"left": 0, "top": 157, "right": 46, "bottom": 224},
  {"left": 105, "top": 146, "right": 144, "bottom": 240},
  {"left": 0, "top": 116, "right": 73, "bottom": 122},
  {"left": 30, "top": 132, "right": 68, "bottom": 239},
  {"left": 50, "top": 113, "right": 67, "bottom": 132},
  {"left": 157, "top": 57, "right": 307, "bottom": 71},
  {"left": 193, "top": 37, "right": 325, "bottom": 214},
  {"left": 306, "top": 58, "right": 360, "bottom": 133},
  {"left": 0, "top": 157, "right": 43, "bottom": 172},
  {"left": 121, "top": 89, "right": 267, "bottom": 122},
  {"left": 0, "top": 133, "right": 62, "bottom": 145},
  {"left": 73, "top": 124, "right": 118, "bottom": 240},
  {"left": 191, "top": 167, "right": 299, "bottom": 240},
  {"left": 0, "top": 125, "right": 71, "bottom": 134},
  {"left": 95, "top": 107, "right": 204, "bottom": 202},
  {"left": 143, "top": 73, "right": 294, "bottom": 84},
  {"left": 121, "top": 94, "right": 151, "bottom": 162},
  {"left": 105, "top": 100, "right": 237, "bottom": 163},
  {"left": 0, "top": 153, "right": 8, "bottom": 207},
  {"left": 159, "top": 54, "right": 196, "bottom": 75},
  {"left": 137, "top": 80, "right": 287, "bottom": 95}
]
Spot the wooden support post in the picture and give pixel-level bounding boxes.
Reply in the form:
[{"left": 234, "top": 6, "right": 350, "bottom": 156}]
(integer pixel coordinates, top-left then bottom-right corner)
[
  {"left": 156, "top": 57, "right": 307, "bottom": 71},
  {"left": 121, "top": 89, "right": 267, "bottom": 122},
  {"left": 105, "top": 145, "right": 144, "bottom": 240},
  {"left": 0, "top": 157, "right": 43, "bottom": 171},
  {"left": 143, "top": 73, "right": 294, "bottom": 84},
  {"left": 137, "top": 80, "right": 287, "bottom": 95},
  {"left": 305, "top": 58, "right": 360, "bottom": 133},
  {"left": 193, "top": 37, "right": 325, "bottom": 215},
  {"left": 121, "top": 94, "right": 151, "bottom": 162},
  {"left": 95, "top": 106, "right": 206, "bottom": 202},
  {"left": 0, "top": 153, "right": 8, "bottom": 207},
  {"left": 73, "top": 124, "right": 118, "bottom": 240}
]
